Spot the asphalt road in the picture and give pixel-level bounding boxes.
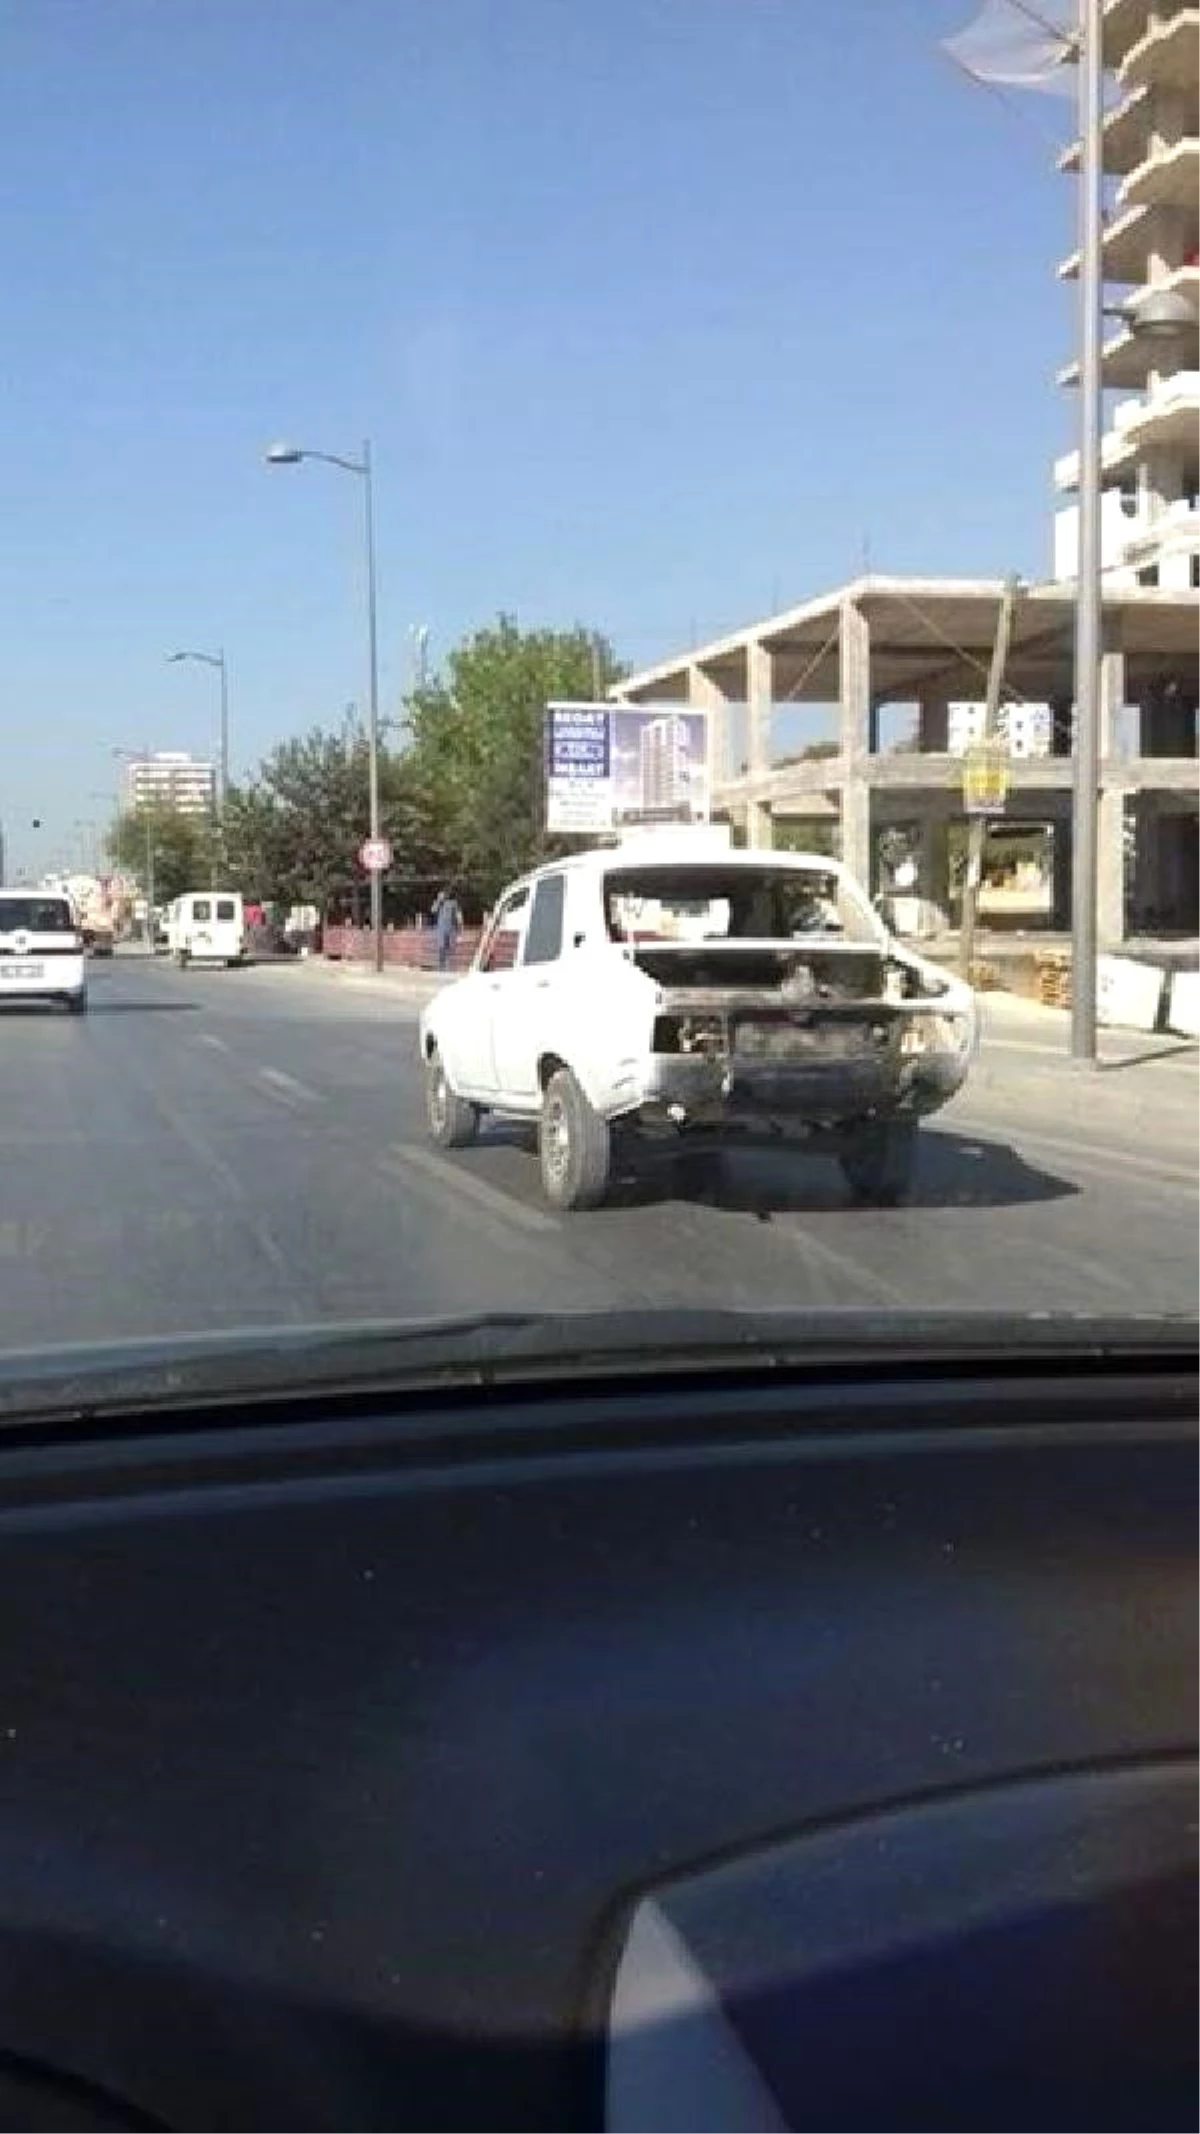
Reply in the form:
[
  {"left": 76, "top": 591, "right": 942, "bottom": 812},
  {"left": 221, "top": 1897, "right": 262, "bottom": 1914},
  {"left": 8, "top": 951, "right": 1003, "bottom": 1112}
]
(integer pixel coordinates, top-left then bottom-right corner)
[{"left": 0, "top": 951, "right": 1195, "bottom": 1353}]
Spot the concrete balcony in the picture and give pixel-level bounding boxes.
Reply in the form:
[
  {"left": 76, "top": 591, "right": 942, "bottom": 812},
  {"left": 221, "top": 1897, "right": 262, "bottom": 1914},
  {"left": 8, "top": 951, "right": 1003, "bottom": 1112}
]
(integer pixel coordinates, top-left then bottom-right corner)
[
  {"left": 1102, "top": 0, "right": 1152, "bottom": 69},
  {"left": 1119, "top": 496, "right": 1200, "bottom": 572},
  {"left": 1117, "top": 7, "right": 1199, "bottom": 94},
  {"left": 1058, "top": 202, "right": 1153, "bottom": 286},
  {"left": 1059, "top": 87, "right": 1150, "bottom": 177},
  {"left": 1117, "top": 366, "right": 1200, "bottom": 448},
  {"left": 1057, "top": 267, "right": 1200, "bottom": 389},
  {"left": 1121, "top": 135, "right": 1200, "bottom": 211}
]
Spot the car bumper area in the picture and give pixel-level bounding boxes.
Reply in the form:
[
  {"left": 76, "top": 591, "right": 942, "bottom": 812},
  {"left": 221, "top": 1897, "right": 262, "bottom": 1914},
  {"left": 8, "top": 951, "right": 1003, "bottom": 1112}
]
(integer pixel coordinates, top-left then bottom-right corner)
[{"left": 636, "top": 1043, "right": 969, "bottom": 1133}]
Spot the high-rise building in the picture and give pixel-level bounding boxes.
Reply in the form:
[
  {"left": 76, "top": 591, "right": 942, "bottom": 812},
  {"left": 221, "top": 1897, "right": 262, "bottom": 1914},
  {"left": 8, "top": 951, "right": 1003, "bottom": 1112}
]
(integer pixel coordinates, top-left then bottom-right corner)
[
  {"left": 638, "top": 715, "right": 693, "bottom": 816},
  {"left": 123, "top": 751, "right": 216, "bottom": 817},
  {"left": 1053, "top": 1, "right": 1199, "bottom": 593}
]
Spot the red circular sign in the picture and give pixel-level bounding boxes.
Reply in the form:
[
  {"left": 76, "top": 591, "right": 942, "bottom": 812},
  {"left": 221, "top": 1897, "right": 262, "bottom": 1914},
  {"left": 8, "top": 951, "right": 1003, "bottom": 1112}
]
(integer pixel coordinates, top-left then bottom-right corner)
[{"left": 359, "top": 837, "right": 393, "bottom": 872}]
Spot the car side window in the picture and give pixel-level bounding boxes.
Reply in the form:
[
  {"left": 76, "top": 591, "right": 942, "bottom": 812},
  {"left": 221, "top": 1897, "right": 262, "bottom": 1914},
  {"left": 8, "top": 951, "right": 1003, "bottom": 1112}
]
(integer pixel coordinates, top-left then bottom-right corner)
[
  {"left": 479, "top": 888, "right": 529, "bottom": 974},
  {"left": 523, "top": 874, "right": 564, "bottom": 966}
]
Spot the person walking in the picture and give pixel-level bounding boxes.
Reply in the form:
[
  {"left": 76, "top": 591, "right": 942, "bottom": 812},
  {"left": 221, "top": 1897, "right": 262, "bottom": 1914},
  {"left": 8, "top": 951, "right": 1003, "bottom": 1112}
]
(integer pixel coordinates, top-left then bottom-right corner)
[{"left": 431, "top": 884, "right": 462, "bottom": 973}]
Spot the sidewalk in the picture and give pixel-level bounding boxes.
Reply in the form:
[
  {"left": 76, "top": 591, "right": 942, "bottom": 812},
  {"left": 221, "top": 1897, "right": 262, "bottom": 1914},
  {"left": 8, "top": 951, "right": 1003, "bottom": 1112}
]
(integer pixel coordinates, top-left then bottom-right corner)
[{"left": 288, "top": 954, "right": 452, "bottom": 1004}]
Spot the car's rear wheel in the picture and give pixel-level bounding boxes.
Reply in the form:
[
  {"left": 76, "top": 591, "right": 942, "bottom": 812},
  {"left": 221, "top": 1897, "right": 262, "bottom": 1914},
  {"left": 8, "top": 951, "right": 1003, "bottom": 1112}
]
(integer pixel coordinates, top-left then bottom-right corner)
[
  {"left": 539, "top": 1067, "right": 612, "bottom": 1211},
  {"left": 839, "top": 1119, "right": 917, "bottom": 1206},
  {"left": 66, "top": 991, "right": 88, "bottom": 1017},
  {"left": 425, "top": 1049, "right": 479, "bottom": 1149}
]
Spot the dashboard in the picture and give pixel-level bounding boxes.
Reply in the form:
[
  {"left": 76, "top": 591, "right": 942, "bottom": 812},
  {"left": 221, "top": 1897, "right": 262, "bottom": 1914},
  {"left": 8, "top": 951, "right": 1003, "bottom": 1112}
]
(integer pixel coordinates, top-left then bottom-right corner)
[{"left": 0, "top": 1340, "right": 1194, "bottom": 2130}]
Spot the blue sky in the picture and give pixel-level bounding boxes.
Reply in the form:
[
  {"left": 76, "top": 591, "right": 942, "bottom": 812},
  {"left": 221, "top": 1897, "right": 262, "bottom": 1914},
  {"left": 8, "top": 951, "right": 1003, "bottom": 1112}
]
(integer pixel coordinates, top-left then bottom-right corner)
[{"left": 1, "top": 0, "right": 1075, "bottom": 877}]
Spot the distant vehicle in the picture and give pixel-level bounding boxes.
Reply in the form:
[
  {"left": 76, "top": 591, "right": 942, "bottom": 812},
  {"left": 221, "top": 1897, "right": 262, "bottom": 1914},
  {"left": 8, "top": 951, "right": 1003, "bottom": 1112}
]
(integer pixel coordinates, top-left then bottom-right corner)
[
  {"left": 0, "top": 890, "right": 87, "bottom": 1014},
  {"left": 53, "top": 873, "right": 118, "bottom": 957},
  {"left": 166, "top": 892, "right": 247, "bottom": 969},
  {"left": 419, "top": 835, "right": 977, "bottom": 1210}
]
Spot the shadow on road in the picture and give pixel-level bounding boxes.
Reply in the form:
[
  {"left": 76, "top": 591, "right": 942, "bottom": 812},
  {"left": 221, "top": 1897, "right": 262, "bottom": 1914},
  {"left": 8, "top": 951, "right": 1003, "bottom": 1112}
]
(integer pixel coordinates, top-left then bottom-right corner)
[
  {"left": 478, "top": 1122, "right": 1078, "bottom": 1215},
  {"left": 85, "top": 1000, "right": 202, "bottom": 1014}
]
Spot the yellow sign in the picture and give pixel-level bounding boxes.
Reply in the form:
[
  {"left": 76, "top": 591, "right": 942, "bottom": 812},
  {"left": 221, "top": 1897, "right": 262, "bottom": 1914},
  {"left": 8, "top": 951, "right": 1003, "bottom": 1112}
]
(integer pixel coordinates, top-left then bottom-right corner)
[{"left": 962, "top": 739, "right": 1010, "bottom": 816}]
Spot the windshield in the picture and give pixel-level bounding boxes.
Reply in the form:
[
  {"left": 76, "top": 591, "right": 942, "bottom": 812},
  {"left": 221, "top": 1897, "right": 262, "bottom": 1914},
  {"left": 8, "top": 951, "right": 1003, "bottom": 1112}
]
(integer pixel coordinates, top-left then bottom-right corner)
[
  {"left": 0, "top": 898, "right": 74, "bottom": 934},
  {"left": 0, "top": 0, "right": 1194, "bottom": 1387}
]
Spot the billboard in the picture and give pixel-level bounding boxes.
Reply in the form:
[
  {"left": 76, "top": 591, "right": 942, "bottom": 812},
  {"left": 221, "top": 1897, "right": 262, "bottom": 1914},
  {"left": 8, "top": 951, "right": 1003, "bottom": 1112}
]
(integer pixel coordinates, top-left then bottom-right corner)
[{"left": 545, "top": 702, "right": 709, "bottom": 834}]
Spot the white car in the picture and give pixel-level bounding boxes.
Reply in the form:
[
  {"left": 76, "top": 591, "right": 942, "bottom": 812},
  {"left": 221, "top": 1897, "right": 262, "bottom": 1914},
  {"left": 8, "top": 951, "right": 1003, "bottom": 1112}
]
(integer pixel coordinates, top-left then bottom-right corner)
[
  {"left": 0, "top": 891, "right": 88, "bottom": 1015},
  {"left": 419, "top": 837, "right": 976, "bottom": 1211}
]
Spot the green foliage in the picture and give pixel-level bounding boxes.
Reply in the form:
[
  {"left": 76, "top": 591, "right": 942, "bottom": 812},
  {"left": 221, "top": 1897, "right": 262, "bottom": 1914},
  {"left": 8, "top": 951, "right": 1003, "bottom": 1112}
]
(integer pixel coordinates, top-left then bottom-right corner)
[
  {"left": 107, "top": 806, "right": 217, "bottom": 904},
  {"left": 207, "top": 619, "right": 626, "bottom": 915},
  {"left": 402, "top": 617, "right": 625, "bottom": 903}
]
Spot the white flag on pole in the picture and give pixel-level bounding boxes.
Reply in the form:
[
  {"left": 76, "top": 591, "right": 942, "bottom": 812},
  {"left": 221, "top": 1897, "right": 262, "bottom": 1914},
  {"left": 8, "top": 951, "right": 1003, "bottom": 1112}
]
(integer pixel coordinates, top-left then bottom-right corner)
[{"left": 942, "top": 0, "right": 1076, "bottom": 96}]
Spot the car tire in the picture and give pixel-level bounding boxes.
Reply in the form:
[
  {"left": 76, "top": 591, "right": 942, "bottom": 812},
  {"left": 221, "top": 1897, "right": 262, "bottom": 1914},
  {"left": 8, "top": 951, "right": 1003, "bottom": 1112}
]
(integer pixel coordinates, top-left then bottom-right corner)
[
  {"left": 425, "top": 1050, "right": 479, "bottom": 1149},
  {"left": 66, "top": 991, "right": 88, "bottom": 1017},
  {"left": 539, "top": 1067, "right": 611, "bottom": 1211},
  {"left": 839, "top": 1120, "right": 917, "bottom": 1207}
]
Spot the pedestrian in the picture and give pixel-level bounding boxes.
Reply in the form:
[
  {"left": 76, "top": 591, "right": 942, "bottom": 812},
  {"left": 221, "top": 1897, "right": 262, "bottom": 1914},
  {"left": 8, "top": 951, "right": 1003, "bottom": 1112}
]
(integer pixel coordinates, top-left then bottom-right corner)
[{"left": 432, "top": 884, "right": 462, "bottom": 972}]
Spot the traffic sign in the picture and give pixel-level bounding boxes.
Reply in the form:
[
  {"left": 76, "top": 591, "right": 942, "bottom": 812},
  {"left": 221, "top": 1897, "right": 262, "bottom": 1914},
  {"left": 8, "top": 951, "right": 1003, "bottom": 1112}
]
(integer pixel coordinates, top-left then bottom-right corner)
[
  {"left": 359, "top": 837, "right": 393, "bottom": 872},
  {"left": 961, "top": 740, "right": 1010, "bottom": 816}
]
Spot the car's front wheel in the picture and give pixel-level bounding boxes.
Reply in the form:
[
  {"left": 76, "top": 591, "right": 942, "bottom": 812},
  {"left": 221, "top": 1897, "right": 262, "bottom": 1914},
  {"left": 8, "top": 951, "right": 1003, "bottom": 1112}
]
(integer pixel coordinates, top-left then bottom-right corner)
[
  {"left": 839, "top": 1119, "right": 917, "bottom": 1206},
  {"left": 425, "top": 1049, "right": 479, "bottom": 1149},
  {"left": 539, "top": 1067, "right": 612, "bottom": 1211}
]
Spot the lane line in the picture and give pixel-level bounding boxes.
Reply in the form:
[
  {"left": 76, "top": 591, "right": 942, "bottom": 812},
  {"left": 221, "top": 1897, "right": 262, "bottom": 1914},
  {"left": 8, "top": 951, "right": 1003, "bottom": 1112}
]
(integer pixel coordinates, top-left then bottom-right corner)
[
  {"left": 982, "top": 1035, "right": 1197, "bottom": 1067},
  {"left": 257, "top": 1066, "right": 321, "bottom": 1106},
  {"left": 197, "top": 1032, "right": 230, "bottom": 1053},
  {"left": 384, "top": 1143, "right": 561, "bottom": 1235}
]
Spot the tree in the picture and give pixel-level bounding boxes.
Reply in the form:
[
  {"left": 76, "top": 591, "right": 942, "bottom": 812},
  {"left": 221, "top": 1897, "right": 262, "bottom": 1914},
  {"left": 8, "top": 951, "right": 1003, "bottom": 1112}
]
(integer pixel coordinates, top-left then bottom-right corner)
[
  {"left": 107, "top": 806, "right": 216, "bottom": 904},
  {"left": 403, "top": 618, "right": 625, "bottom": 904},
  {"left": 222, "top": 725, "right": 437, "bottom": 914}
]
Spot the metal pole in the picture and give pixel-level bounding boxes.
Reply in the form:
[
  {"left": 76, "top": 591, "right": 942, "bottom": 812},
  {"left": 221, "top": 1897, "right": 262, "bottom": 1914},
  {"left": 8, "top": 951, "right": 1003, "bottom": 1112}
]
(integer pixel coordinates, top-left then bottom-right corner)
[
  {"left": 145, "top": 814, "right": 156, "bottom": 956},
  {"left": 1070, "top": 0, "right": 1103, "bottom": 1062},
  {"left": 362, "top": 438, "right": 384, "bottom": 974},
  {"left": 218, "top": 649, "right": 230, "bottom": 817},
  {"left": 0, "top": 820, "right": 6, "bottom": 889},
  {"left": 960, "top": 574, "right": 1020, "bottom": 981}
]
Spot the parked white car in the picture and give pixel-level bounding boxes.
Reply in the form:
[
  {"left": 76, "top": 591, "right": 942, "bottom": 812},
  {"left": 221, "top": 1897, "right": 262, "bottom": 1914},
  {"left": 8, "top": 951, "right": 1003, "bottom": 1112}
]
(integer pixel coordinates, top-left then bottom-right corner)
[
  {"left": 0, "top": 891, "right": 88, "bottom": 1015},
  {"left": 419, "top": 837, "right": 977, "bottom": 1211}
]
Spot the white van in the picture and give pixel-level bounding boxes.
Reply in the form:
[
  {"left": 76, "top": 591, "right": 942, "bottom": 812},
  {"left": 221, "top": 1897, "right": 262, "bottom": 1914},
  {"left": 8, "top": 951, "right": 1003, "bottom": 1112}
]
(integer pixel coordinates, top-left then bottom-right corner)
[
  {"left": 0, "top": 891, "right": 88, "bottom": 1013},
  {"left": 167, "top": 892, "right": 247, "bottom": 969}
]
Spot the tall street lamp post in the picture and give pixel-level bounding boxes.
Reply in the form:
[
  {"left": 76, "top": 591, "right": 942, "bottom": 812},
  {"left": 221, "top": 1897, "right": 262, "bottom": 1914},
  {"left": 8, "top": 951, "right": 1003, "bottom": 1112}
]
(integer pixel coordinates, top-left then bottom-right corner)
[
  {"left": 166, "top": 648, "right": 230, "bottom": 816},
  {"left": 265, "top": 438, "right": 383, "bottom": 973}
]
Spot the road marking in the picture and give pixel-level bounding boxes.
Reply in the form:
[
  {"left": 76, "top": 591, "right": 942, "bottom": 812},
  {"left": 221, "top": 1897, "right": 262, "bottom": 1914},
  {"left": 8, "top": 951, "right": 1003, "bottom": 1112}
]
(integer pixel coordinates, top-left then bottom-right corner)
[
  {"left": 257, "top": 1066, "right": 321, "bottom": 1106},
  {"left": 385, "top": 1142, "right": 561, "bottom": 1234},
  {"left": 771, "top": 1220, "right": 914, "bottom": 1306},
  {"left": 983, "top": 1035, "right": 1197, "bottom": 1066},
  {"left": 197, "top": 1032, "right": 230, "bottom": 1053}
]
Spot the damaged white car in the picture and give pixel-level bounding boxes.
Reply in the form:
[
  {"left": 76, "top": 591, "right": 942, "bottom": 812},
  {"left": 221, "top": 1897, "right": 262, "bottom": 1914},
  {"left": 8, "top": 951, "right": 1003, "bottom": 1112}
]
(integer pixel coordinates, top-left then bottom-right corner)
[{"left": 419, "top": 837, "right": 976, "bottom": 1211}]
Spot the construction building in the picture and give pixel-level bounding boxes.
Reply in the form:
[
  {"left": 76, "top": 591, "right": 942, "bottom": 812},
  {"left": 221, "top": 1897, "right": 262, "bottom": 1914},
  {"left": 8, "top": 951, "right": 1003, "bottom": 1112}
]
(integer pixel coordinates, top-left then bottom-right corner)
[{"left": 612, "top": 0, "right": 1198, "bottom": 940}]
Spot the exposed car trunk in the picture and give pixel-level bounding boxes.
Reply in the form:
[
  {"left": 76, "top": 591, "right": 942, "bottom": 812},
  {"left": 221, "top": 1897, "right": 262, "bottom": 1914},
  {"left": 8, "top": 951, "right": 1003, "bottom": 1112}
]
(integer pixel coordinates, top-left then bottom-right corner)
[
  {"left": 636, "top": 942, "right": 940, "bottom": 1065},
  {"left": 633, "top": 940, "right": 890, "bottom": 1003}
]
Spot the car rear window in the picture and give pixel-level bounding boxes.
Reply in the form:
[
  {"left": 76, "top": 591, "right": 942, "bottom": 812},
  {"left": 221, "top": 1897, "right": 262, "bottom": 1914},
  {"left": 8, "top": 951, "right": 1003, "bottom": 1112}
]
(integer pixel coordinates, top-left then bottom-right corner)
[
  {"left": 0, "top": 898, "right": 74, "bottom": 934},
  {"left": 192, "top": 900, "right": 212, "bottom": 922},
  {"left": 216, "top": 899, "right": 237, "bottom": 922}
]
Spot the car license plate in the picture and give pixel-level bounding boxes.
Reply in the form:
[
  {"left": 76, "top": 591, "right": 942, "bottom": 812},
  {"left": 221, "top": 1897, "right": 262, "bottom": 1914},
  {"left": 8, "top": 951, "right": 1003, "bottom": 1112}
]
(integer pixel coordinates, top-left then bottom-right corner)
[{"left": 0, "top": 961, "right": 44, "bottom": 980}]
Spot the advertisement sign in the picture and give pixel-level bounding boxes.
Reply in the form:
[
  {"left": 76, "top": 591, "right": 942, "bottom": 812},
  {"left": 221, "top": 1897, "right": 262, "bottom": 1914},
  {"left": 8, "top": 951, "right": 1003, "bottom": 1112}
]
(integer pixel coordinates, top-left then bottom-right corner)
[{"left": 545, "top": 702, "right": 709, "bottom": 834}]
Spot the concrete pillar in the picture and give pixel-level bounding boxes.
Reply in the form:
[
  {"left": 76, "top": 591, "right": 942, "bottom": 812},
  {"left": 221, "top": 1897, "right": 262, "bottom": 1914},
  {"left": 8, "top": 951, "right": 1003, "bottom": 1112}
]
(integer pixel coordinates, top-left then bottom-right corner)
[
  {"left": 1097, "top": 788, "right": 1126, "bottom": 948},
  {"left": 746, "top": 639, "right": 773, "bottom": 847},
  {"left": 838, "top": 600, "right": 871, "bottom": 758},
  {"left": 839, "top": 781, "right": 871, "bottom": 887},
  {"left": 688, "top": 663, "right": 729, "bottom": 802},
  {"left": 1051, "top": 819, "right": 1073, "bottom": 929},
  {"left": 915, "top": 806, "right": 951, "bottom": 914},
  {"left": 1098, "top": 618, "right": 1124, "bottom": 766},
  {"left": 838, "top": 600, "right": 871, "bottom": 883},
  {"left": 918, "top": 692, "right": 950, "bottom": 754}
]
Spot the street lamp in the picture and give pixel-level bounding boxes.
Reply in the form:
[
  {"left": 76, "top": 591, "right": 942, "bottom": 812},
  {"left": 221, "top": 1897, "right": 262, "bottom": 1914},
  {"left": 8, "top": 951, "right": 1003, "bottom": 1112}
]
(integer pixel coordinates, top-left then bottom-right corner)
[
  {"left": 1071, "top": 0, "right": 1198, "bottom": 1061},
  {"left": 265, "top": 437, "right": 383, "bottom": 972},
  {"left": 166, "top": 648, "right": 230, "bottom": 816}
]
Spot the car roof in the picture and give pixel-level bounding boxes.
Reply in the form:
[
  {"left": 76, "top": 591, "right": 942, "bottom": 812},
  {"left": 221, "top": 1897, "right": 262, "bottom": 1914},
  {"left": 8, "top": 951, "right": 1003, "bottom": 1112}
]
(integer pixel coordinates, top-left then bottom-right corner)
[{"left": 528, "top": 842, "right": 852, "bottom": 884}]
